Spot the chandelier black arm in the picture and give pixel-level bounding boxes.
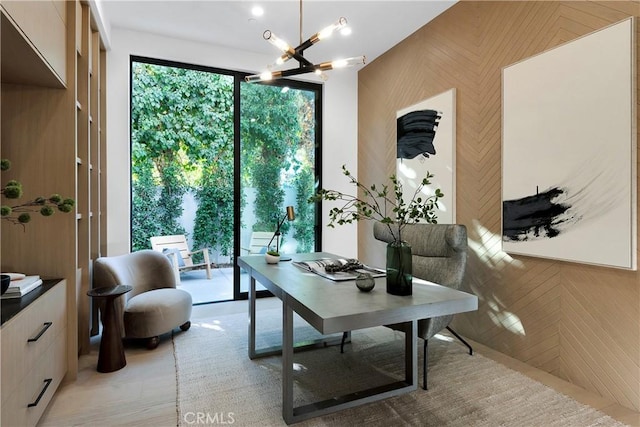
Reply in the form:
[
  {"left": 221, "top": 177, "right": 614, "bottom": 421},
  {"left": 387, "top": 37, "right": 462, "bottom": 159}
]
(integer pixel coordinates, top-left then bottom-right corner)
[
  {"left": 294, "top": 37, "right": 316, "bottom": 55},
  {"left": 279, "top": 65, "right": 325, "bottom": 78},
  {"left": 290, "top": 51, "right": 314, "bottom": 68}
]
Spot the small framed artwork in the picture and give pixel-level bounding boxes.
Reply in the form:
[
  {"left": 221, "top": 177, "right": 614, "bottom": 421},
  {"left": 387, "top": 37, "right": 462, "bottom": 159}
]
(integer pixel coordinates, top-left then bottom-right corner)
[{"left": 396, "top": 88, "right": 456, "bottom": 224}]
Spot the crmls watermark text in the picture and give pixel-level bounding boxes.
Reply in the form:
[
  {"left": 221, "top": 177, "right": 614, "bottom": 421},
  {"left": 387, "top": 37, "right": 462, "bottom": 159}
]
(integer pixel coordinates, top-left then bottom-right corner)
[{"left": 183, "top": 412, "right": 235, "bottom": 425}]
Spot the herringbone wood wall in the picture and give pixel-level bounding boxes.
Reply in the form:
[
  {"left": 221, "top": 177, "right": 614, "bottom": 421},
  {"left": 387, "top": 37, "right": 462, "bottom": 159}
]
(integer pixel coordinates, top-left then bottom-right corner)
[{"left": 358, "top": 1, "right": 640, "bottom": 410}]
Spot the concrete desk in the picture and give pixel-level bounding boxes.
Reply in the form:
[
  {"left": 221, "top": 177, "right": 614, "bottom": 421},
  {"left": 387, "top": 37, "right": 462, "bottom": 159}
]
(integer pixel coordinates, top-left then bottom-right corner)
[{"left": 238, "top": 252, "right": 478, "bottom": 424}]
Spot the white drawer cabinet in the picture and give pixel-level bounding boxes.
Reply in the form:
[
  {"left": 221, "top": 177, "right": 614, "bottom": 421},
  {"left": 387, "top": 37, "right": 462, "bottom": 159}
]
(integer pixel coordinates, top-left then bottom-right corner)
[{"left": 1, "top": 280, "right": 67, "bottom": 427}]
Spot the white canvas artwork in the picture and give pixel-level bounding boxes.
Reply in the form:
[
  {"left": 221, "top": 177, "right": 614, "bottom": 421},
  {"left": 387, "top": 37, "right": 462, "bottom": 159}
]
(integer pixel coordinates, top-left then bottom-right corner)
[
  {"left": 396, "top": 88, "right": 456, "bottom": 224},
  {"left": 502, "top": 18, "right": 636, "bottom": 270}
]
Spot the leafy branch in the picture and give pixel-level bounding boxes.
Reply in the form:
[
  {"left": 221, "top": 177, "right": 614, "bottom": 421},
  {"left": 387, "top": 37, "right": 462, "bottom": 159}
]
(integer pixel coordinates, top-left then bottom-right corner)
[
  {"left": 309, "top": 165, "right": 443, "bottom": 242},
  {"left": 1, "top": 159, "right": 75, "bottom": 229}
]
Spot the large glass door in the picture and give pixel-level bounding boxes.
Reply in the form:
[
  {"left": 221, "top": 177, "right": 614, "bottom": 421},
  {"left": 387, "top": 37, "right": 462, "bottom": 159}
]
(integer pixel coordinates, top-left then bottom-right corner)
[
  {"left": 236, "top": 80, "right": 321, "bottom": 297},
  {"left": 130, "top": 56, "right": 321, "bottom": 303},
  {"left": 130, "top": 57, "right": 236, "bottom": 304}
]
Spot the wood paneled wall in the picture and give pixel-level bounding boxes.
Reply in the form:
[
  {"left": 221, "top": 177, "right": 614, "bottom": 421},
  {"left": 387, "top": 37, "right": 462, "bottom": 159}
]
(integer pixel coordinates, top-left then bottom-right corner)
[{"left": 358, "top": 1, "right": 640, "bottom": 410}]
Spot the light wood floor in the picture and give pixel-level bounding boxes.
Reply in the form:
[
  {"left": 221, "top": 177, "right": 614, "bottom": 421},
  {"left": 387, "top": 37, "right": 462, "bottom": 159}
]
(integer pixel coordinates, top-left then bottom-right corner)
[{"left": 40, "top": 298, "right": 640, "bottom": 426}]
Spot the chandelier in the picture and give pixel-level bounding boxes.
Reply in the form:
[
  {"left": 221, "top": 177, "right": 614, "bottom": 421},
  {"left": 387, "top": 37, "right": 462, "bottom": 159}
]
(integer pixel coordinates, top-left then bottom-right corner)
[{"left": 245, "top": 0, "right": 366, "bottom": 83}]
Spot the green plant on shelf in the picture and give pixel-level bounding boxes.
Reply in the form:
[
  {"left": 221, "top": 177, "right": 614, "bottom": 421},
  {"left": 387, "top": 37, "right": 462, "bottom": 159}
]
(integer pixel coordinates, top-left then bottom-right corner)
[{"left": 1, "top": 158, "right": 75, "bottom": 228}]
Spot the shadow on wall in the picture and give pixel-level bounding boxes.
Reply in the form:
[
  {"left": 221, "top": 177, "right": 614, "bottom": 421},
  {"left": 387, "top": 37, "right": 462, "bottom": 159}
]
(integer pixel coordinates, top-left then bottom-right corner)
[{"left": 456, "top": 219, "right": 529, "bottom": 350}]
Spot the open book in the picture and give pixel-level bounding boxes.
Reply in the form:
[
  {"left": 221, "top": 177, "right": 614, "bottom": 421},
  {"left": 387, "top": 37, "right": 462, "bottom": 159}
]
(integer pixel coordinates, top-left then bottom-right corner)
[{"left": 292, "top": 258, "right": 386, "bottom": 282}]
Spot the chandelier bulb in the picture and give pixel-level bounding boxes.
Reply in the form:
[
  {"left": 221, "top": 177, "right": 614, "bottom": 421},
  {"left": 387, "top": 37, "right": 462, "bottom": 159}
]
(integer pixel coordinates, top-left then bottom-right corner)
[
  {"left": 245, "top": 70, "right": 280, "bottom": 83},
  {"left": 316, "top": 17, "right": 348, "bottom": 41},
  {"left": 276, "top": 53, "right": 291, "bottom": 66},
  {"left": 331, "top": 56, "right": 366, "bottom": 69},
  {"left": 264, "top": 30, "right": 294, "bottom": 54},
  {"left": 260, "top": 71, "right": 274, "bottom": 81}
]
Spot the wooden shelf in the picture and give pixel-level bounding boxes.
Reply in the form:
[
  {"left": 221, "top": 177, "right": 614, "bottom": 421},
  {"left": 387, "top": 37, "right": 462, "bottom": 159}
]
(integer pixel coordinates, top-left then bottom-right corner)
[{"left": 1, "top": 0, "right": 108, "bottom": 399}]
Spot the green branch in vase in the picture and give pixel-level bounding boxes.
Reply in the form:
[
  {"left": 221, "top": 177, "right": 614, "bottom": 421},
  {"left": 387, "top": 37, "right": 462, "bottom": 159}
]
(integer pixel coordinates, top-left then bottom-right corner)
[{"left": 309, "top": 164, "right": 444, "bottom": 242}]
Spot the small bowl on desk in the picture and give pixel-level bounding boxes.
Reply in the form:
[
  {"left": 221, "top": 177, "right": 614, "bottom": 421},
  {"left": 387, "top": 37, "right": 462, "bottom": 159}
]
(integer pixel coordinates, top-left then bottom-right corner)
[{"left": 265, "top": 252, "right": 281, "bottom": 264}]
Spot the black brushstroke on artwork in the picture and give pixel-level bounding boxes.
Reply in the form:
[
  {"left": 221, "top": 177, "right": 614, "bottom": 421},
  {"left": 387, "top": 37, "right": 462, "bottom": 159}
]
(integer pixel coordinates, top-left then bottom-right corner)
[
  {"left": 503, "top": 187, "right": 572, "bottom": 241},
  {"left": 397, "top": 109, "right": 442, "bottom": 159}
]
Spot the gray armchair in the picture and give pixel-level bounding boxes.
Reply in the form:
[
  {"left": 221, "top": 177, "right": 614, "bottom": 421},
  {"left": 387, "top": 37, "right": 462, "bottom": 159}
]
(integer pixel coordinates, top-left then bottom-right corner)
[
  {"left": 93, "top": 250, "right": 192, "bottom": 349},
  {"left": 373, "top": 222, "right": 472, "bottom": 389}
]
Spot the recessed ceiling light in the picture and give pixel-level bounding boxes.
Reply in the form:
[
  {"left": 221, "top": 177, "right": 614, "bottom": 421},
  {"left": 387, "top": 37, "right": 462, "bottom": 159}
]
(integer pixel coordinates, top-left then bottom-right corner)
[{"left": 251, "top": 6, "right": 264, "bottom": 17}]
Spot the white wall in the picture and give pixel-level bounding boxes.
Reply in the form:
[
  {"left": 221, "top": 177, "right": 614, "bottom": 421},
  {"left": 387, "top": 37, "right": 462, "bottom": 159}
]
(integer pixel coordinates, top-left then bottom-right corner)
[{"left": 106, "top": 28, "right": 358, "bottom": 257}]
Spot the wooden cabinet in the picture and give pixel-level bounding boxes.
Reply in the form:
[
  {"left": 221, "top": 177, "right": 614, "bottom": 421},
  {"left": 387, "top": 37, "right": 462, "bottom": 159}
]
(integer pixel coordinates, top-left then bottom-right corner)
[
  {"left": 1, "top": 0, "right": 108, "bottom": 381},
  {"left": 0, "top": 0, "right": 67, "bottom": 86},
  {"left": 0, "top": 280, "right": 67, "bottom": 427}
]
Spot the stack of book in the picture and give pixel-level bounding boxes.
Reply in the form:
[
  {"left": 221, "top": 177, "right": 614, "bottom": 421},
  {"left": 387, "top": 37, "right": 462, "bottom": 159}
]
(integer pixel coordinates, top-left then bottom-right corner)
[{"left": 1, "top": 275, "right": 43, "bottom": 299}]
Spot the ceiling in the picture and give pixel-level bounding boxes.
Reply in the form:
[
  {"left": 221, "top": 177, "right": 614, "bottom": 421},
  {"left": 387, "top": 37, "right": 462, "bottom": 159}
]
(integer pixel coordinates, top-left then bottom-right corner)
[{"left": 99, "top": 1, "right": 456, "bottom": 70}]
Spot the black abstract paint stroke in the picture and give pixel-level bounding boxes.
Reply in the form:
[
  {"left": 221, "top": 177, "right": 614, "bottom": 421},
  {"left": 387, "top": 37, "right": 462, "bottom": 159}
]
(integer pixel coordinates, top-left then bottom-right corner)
[
  {"left": 503, "top": 187, "right": 572, "bottom": 241},
  {"left": 397, "top": 109, "right": 442, "bottom": 160}
]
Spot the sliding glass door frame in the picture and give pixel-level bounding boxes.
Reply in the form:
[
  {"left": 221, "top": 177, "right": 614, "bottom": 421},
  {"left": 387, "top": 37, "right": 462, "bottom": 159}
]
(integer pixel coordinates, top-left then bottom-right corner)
[{"left": 233, "top": 76, "right": 323, "bottom": 301}]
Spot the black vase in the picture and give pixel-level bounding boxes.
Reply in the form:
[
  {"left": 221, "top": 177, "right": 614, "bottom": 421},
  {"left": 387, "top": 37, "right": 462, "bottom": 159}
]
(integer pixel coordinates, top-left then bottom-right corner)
[
  {"left": 1, "top": 274, "right": 10, "bottom": 295},
  {"left": 386, "top": 241, "right": 412, "bottom": 296}
]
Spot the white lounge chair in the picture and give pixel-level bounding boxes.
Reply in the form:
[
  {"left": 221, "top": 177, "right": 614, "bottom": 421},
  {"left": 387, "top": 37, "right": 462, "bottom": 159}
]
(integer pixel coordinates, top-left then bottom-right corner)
[
  {"left": 242, "top": 231, "right": 276, "bottom": 255},
  {"left": 150, "top": 235, "right": 212, "bottom": 283}
]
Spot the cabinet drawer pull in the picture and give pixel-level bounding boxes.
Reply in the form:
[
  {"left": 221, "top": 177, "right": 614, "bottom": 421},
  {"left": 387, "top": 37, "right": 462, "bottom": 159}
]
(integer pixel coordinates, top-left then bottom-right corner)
[
  {"left": 28, "top": 378, "right": 52, "bottom": 408},
  {"left": 27, "top": 322, "right": 53, "bottom": 342}
]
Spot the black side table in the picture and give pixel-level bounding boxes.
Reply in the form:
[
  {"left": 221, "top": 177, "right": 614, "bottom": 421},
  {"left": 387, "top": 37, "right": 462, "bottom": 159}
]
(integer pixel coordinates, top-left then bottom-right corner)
[{"left": 87, "top": 285, "right": 133, "bottom": 373}]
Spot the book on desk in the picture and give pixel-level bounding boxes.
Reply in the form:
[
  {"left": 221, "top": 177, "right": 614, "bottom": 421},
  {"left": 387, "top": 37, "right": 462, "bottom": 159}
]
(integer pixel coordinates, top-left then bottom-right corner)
[
  {"left": 1, "top": 275, "right": 43, "bottom": 299},
  {"left": 292, "top": 258, "right": 386, "bottom": 281}
]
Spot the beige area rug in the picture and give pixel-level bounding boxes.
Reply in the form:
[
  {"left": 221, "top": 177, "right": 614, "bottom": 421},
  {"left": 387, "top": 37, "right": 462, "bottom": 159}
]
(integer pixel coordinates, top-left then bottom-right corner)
[{"left": 173, "top": 308, "right": 626, "bottom": 427}]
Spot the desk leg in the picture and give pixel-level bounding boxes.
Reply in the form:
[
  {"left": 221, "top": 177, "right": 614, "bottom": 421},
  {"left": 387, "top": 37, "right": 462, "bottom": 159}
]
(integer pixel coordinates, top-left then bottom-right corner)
[
  {"left": 281, "top": 315, "right": 418, "bottom": 424},
  {"left": 282, "top": 295, "right": 294, "bottom": 424},
  {"left": 405, "top": 320, "right": 418, "bottom": 386},
  {"left": 248, "top": 275, "right": 257, "bottom": 360}
]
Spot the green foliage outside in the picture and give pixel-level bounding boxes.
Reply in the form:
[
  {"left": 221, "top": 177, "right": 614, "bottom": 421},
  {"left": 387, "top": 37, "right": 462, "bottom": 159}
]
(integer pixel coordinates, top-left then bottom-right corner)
[
  {"left": 131, "top": 61, "right": 317, "bottom": 259},
  {"left": 291, "top": 90, "right": 317, "bottom": 252},
  {"left": 131, "top": 159, "right": 164, "bottom": 250},
  {"left": 240, "top": 83, "right": 298, "bottom": 236},
  {"left": 192, "top": 150, "right": 237, "bottom": 259},
  {"left": 293, "top": 164, "right": 315, "bottom": 252},
  {"left": 131, "top": 63, "right": 233, "bottom": 253}
]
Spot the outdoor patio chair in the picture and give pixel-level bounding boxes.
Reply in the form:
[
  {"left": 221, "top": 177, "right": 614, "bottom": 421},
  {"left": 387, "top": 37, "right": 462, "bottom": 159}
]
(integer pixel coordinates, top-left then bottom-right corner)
[
  {"left": 242, "top": 231, "right": 276, "bottom": 255},
  {"left": 150, "top": 235, "right": 213, "bottom": 284}
]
